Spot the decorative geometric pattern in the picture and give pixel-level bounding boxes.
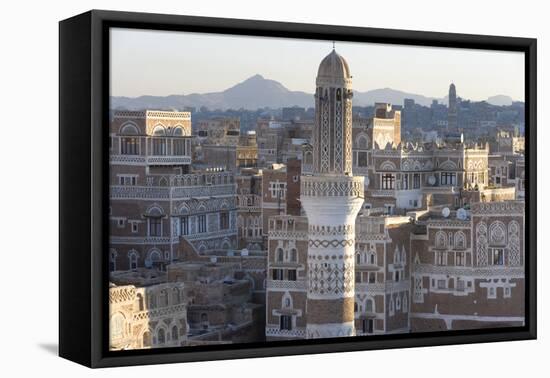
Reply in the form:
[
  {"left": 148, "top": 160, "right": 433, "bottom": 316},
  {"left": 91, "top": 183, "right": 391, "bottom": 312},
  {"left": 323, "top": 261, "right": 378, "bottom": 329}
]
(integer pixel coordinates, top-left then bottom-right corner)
[
  {"left": 508, "top": 220, "right": 521, "bottom": 266},
  {"left": 476, "top": 222, "right": 488, "bottom": 266},
  {"left": 471, "top": 201, "right": 524, "bottom": 215},
  {"left": 309, "top": 224, "right": 354, "bottom": 237},
  {"left": 307, "top": 260, "right": 355, "bottom": 298},
  {"left": 334, "top": 95, "right": 343, "bottom": 172},
  {"left": 344, "top": 99, "right": 353, "bottom": 173},
  {"left": 301, "top": 176, "right": 364, "bottom": 198},
  {"left": 320, "top": 92, "right": 330, "bottom": 173},
  {"left": 309, "top": 238, "right": 354, "bottom": 248},
  {"left": 109, "top": 286, "right": 136, "bottom": 304},
  {"left": 489, "top": 221, "right": 506, "bottom": 245}
]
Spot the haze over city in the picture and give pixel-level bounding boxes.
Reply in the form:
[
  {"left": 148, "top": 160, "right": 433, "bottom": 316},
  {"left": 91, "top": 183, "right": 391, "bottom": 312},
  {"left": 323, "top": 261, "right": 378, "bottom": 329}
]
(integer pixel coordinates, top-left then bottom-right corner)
[{"left": 110, "top": 28, "right": 525, "bottom": 102}]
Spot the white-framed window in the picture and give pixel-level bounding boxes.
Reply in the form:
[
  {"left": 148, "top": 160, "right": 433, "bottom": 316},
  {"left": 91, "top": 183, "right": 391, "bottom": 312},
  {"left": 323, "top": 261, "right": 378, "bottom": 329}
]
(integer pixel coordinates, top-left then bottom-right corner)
[
  {"left": 180, "top": 216, "right": 189, "bottom": 235},
  {"left": 368, "top": 272, "right": 376, "bottom": 283},
  {"left": 118, "top": 175, "right": 138, "bottom": 186},
  {"left": 173, "top": 139, "right": 186, "bottom": 155},
  {"left": 280, "top": 315, "right": 292, "bottom": 331},
  {"left": 197, "top": 214, "right": 207, "bottom": 233},
  {"left": 148, "top": 217, "right": 162, "bottom": 236},
  {"left": 489, "top": 248, "right": 504, "bottom": 266},
  {"left": 413, "top": 173, "right": 421, "bottom": 189},
  {"left": 504, "top": 286, "right": 512, "bottom": 298},
  {"left": 440, "top": 172, "right": 457, "bottom": 186},
  {"left": 272, "top": 269, "right": 284, "bottom": 280},
  {"left": 130, "top": 222, "right": 138, "bottom": 233},
  {"left": 117, "top": 218, "right": 125, "bottom": 228},
  {"left": 269, "top": 181, "right": 287, "bottom": 199},
  {"left": 362, "top": 319, "right": 374, "bottom": 334},
  {"left": 381, "top": 173, "right": 395, "bottom": 190}
]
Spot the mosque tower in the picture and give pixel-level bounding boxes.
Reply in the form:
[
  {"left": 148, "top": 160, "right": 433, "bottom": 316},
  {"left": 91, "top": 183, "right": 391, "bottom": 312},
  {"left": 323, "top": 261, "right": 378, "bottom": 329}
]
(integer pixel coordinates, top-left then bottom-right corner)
[
  {"left": 301, "top": 49, "right": 364, "bottom": 339},
  {"left": 448, "top": 83, "right": 458, "bottom": 130}
]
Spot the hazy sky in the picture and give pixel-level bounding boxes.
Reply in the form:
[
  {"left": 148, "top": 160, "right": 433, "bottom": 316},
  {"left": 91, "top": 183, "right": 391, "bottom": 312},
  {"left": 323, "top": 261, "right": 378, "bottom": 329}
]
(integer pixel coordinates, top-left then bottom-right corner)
[{"left": 110, "top": 28, "right": 525, "bottom": 101}]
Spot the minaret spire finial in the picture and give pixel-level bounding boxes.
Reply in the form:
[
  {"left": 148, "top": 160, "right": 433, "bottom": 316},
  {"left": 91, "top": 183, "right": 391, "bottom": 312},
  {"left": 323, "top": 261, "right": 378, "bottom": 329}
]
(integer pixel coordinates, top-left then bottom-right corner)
[{"left": 332, "top": 41, "right": 335, "bottom": 50}]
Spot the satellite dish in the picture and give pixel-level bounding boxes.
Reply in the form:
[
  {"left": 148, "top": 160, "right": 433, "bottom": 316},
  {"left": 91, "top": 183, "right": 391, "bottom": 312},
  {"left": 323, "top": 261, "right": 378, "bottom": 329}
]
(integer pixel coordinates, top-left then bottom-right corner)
[
  {"left": 428, "top": 175, "right": 436, "bottom": 186},
  {"left": 442, "top": 207, "right": 450, "bottom": 218},
  {"left": 457, "top": 208, "right": 468, "bottom": 220}
]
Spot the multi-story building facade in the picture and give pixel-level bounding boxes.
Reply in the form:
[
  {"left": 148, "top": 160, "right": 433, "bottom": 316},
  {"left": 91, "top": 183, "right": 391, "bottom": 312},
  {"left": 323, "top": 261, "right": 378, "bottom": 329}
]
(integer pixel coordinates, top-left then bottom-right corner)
[
  {"left": 109, "top": 279, "right": 188, "bottom": 350},
  {"left": 264, "top": 51, "right": 525, "bottom": 341},
  {"left": 236, "top": 168, "right": 264, "bottom": 251},
  {"left": 109, "top": 110, "right": 238, "bottom": 272},
  {"left": 410, "top": 201, "right": 525, "bottom": 331}
]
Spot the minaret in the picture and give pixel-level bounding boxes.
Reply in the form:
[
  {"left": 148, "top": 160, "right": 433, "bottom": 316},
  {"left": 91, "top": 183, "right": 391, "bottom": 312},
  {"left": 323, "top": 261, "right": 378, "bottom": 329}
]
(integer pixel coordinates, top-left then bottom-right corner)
[
  {"left": 448, "top": 83, "right": 457, "bottom": 130},
  {"left": 301, "top": 50, "right": 364, "bottom": 339}
]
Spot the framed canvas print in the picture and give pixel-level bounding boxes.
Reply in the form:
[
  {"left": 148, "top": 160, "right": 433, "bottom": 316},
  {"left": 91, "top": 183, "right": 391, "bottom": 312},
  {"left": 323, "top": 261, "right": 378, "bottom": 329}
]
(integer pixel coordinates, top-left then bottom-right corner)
[{"left": 59, "top": 10, "right": 536, "bottom": 368}]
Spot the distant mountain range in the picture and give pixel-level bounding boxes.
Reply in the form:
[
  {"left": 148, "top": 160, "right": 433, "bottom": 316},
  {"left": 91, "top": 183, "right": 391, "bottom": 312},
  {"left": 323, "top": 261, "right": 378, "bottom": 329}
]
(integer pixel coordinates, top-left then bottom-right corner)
[{"left": 111, "top": 74, "right": 516, "bottom": 111}]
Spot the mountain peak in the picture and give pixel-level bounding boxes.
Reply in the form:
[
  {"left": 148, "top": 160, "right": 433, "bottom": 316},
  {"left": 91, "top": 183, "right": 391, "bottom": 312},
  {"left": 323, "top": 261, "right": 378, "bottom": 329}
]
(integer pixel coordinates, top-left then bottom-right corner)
[{"left": 246, "top": 74, "right": 265, "bottom": 81}]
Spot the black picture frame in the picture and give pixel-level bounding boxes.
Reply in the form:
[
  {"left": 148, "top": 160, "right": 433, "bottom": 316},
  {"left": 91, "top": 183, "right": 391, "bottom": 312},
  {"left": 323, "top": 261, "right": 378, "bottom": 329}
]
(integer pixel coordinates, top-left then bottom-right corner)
[{"left": 59, "top": 9, "right": 537, "bottom": 368}]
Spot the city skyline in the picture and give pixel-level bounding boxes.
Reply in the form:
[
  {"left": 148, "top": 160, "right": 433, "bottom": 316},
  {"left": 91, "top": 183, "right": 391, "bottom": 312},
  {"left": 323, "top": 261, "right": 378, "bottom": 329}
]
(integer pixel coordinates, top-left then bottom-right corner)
[{"left": 110, "top": 28, "right": 525, "bottom": 102}]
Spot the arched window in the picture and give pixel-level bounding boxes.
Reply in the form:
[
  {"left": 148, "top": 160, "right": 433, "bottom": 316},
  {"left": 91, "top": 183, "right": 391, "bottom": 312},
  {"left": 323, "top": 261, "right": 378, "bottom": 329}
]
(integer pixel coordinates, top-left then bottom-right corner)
[
  {"left": 289, "top": 248, "right": 297, "bottom": 262},
  {"left": 152, "top": 125, "right": 166, "bottom": 136},
  {"left": 109, "top": 249, "right": 117, "bottom": 272},
  {"left": 159, "top": 290, "right": 169, "bottom": 307},
  {"left": 304, "top": 151, "right": 313, "bottom": 165},
  {"left": 171, "top": 325, "right": 179, "bottom": 342},
  {"left": 146, "top": 206, "right": 164, "bottom": 237},
  {"left": 173, "top": 126, "right": 185, "bottom": 136},
  {"left": 145, "top": 249, "right": 162, "bottom": 269},
  {"left": 172, "top": 287, "right": 180, "bottom": 304},
  {"left": 128, "top": 250, "right": 139, "bottom": 270},
  {"left": 142, "top": 331, "right": 151, "bottom": 348},
  {"left": 394, "top": 246, "right": 400, "bottom": 264},
  {"left": 356, "top": 134, "right": 369, "bottom": 149},
  {"left": 120, "top": 123, "right": 140, "bottom": 155},
  {"left": 157, "top": 328, "right": 166, "bottom": 344},
  {"left": 276, "top": 248, "right": 284, "bottom": 262},
  {"left": 151, "top": 125, "right": 167, "bottom": 156},
  {"left": 120, "top": 123, "right": 139, "bottom": 135},
  {"left": 435, "top": 231, "right": 447, "bottom": 249},
  {"left": 369, "top": 250, "right": 376, "bottom": 265},
  {"left": 109, "top": 313, "right": 125, "bottom": 340},
  {"left": 489, "top": 221, "right": 506, "bottom": 246},
  {"left": 455, "top": 231, "right": 466, "bottom": 249},
  {"left": 366, "top": 298, "right": 374, "bottom": 313},
  {"left": 136, "top": 293, "right": 144, "bottom": 311},
  {"left": 148, "top": 294, "right": 156, "bottom": 309},
  {"left": 380, "top": 160, "right": 397, "bottom": 171}
]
